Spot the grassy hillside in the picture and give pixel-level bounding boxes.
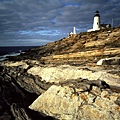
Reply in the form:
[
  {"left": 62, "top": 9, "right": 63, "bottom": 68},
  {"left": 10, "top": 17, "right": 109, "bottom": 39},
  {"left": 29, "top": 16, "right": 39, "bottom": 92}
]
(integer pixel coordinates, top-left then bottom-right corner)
[{"left": 11, "top": 26, "right": 120, "bottom": 65}]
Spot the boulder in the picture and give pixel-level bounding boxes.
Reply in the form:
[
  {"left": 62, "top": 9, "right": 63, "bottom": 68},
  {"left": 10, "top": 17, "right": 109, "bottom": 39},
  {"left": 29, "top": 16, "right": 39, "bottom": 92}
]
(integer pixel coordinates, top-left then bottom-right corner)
[
  {"left": 29, "top": 80, "right": 120, "bottom": 120},
  {"left": 97, "top": 57, "right": 120, "bottom": 65}
]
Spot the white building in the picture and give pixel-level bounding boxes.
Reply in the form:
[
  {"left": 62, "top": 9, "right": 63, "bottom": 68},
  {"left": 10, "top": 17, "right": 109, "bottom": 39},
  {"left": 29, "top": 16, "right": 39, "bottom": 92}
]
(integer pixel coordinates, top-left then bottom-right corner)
[
  {"left": 73, "top": 27, "right": 76, "bottom": 34},
  {"left": 68, "top": 27, "right": 76, "bottom": 36},
  {"left": 93, "top": 10, "right": 100, "bottom": 31},
  {"left": 87, "top": 10, "right": 111, "bottom": 32},
  {"left": 87, "top": 10, "right": 100, "bottom": 32}
]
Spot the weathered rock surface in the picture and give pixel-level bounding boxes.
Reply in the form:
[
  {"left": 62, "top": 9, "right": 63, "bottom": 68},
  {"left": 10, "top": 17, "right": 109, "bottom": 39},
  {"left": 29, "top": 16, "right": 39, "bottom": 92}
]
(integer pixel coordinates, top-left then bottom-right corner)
[
  {"left": 29, "top": 80, "right": 120, "bottom": 120},
  {"left": 1, "top": 60, "right": 120, "bottom": 120},
  {"left": 27, "top": 64, "right": 120, "bottom": 87}
]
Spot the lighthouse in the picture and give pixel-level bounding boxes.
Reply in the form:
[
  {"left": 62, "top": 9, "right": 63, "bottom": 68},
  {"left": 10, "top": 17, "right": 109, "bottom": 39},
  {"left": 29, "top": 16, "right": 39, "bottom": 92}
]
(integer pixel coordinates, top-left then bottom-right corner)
[
  {"left": 87, "top": 10, "right": 101, "bottom": 32},
  {"left": 87, "top": 10, "right": 111, "bottom": 32},
  {"left": 93, "top": 10, "right": 100, "bottom": 31}
]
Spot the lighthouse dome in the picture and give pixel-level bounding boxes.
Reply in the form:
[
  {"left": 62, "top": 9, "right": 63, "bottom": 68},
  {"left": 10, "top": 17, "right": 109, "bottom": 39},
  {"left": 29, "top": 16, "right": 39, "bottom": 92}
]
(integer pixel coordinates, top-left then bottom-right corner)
[{"left": 94, "top": 10, "right": 100, "bottom": 17}]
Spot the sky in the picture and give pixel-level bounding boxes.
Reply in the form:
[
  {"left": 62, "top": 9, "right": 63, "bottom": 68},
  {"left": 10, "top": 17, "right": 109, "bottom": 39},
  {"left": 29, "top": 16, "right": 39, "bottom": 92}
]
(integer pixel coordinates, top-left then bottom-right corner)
[{"left": 0, "top": 0, "right": 120, "bottom": 46}]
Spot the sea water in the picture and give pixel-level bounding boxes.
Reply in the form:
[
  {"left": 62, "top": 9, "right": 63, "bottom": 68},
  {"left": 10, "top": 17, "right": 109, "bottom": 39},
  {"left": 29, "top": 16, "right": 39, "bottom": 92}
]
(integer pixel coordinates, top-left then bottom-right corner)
[{"left": 0, "top": 46, "right": 38, "bottom": 61}]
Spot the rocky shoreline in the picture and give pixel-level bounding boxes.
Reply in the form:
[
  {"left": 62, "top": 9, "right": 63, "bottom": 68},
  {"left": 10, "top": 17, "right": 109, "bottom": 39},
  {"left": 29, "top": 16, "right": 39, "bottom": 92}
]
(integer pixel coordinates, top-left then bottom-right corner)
[
  {"left": 0, "top": 27, "right": 120, "bottom": 120},
  {"left": 0, "top": 59, "right": 120, "bottom": 120}
]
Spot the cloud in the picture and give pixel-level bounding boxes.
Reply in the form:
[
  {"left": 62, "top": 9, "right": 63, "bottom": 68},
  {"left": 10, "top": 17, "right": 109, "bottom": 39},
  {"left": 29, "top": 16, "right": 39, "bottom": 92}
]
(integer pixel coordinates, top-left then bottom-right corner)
[
  {"left": 0, "top": 38, "right": 52, "bottom": 46},
  {"left": 0, "top": 0, "right": 120, "bottom": 46}
]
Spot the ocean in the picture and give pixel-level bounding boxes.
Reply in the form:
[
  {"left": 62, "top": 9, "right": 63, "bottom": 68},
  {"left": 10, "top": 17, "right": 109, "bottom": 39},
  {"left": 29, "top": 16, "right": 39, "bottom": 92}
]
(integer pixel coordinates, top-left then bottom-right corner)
[{"left": 0, "top": 46, "right": 38, "bottom": 61}]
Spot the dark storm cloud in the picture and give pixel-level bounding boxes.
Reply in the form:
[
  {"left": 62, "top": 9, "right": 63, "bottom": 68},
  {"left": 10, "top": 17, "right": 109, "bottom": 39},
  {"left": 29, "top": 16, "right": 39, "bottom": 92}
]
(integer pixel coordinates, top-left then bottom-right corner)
[{"left": 0, "top": 0, "right": 120, "bottom": 46}]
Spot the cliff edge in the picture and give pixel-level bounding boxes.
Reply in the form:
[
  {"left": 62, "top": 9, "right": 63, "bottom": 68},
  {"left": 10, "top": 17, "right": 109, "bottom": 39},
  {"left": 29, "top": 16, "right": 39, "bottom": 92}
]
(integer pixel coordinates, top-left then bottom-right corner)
[{"left": 9, "top": 26, "right": 120, "bottom": 66}]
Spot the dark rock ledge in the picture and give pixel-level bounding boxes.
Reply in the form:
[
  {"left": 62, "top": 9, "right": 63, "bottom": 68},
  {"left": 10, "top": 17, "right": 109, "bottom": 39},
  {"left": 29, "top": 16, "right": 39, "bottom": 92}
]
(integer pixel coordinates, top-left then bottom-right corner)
[{"left": 0, "top": 62, "right": 55, "bottom": 120}]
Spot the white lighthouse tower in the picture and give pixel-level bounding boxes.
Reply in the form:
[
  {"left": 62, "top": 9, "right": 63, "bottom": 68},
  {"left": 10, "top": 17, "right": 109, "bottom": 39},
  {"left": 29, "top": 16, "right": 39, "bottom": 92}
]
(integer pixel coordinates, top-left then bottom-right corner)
[
  {"left": 93, "top": 10, "right": 100, "bottom": 31},
  {"left": 73, "top": 27, "right": 76, "bottom": 34}
]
